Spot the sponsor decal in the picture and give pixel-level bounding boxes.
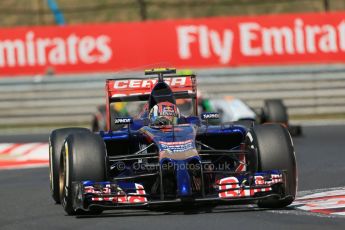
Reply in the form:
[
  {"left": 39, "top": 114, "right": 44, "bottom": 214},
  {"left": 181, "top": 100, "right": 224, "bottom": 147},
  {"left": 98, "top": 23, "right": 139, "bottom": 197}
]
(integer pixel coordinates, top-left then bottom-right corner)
[
  {"left": 177, "top": 25, "right": 234, "bottom": 64},
  {"left": 218, "top": 177, "right": 270, "bottom": 198},
  {"left": 113, "top": 77, "right": 187, "bottom": 89},
  {"left": 0, "top": 31, "right": 112, "bottom": 74},
  {"left": 176, "top": 15, "right": 345, "bottom": 67},
  {"left": 201, "top": 112, "right": 220, "bottom": 120},
  {"left": 114, "top": 117, "right": 132, "bottom": 124},
  {"left": 3, "top": 11, "right": 345, "bottom": 76},
  {"left": 159, "top": 139, "right": 194, "bottom": 153},
  {"left": 161, "top": 104, "right": 177, "bottom": 117},
  {"left": 218, "top": 174, "right": 282, "bottom": 198},
  {"left": 109, "top": 77, "right": 193, "bottom": 97},
  {"left": 88, "top": 183, "right": 147, "bottom": 203},
  {"left": 176, "top": 19, "right": 345, "bottom": 64}
]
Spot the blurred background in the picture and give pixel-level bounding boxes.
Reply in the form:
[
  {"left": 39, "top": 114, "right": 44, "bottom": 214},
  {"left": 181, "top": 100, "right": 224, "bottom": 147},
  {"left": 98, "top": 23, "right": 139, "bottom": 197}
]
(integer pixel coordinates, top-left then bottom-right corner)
[
  {"left": 0, "top": 0, "right": 343, "bottom": 26},
  {"left": 0, "top": 0, "right": 345, "bottom": 135}
]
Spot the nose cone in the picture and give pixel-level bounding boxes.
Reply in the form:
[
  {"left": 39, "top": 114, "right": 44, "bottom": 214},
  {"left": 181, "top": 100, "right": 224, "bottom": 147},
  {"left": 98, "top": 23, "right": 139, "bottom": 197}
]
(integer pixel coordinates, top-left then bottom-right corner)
[{"left": 174, "top": 160, "right": 192, "bottom": 197}]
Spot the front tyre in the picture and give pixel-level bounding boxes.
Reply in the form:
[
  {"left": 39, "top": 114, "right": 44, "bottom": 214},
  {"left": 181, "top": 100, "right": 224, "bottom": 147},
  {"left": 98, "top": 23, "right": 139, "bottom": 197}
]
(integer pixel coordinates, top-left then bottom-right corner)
[
  {"left": 251, "top": 124, "right": 297, "bottom": 208},
  {"left": 59, "top": 132, "right": 106, "bottom": 215},
  {"left": 49, "top": 128, "right": 90, "bottom": 204}
]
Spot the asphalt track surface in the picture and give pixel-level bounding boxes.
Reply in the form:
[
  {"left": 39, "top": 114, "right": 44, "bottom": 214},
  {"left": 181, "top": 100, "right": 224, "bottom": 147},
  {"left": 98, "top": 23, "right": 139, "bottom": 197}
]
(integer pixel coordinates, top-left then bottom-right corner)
[{"left": 1, "top": 125, "right": 345, "bottom": 230}]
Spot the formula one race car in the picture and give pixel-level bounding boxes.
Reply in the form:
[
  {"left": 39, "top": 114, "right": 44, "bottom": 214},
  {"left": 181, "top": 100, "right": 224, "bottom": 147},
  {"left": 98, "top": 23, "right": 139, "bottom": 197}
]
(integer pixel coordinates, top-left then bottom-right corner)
[
  {"left": 199, "top": 97, "right": 302, "bottom": 136},
  {"left": 49, "top": 68, "right": 297, "bottom": 215}
]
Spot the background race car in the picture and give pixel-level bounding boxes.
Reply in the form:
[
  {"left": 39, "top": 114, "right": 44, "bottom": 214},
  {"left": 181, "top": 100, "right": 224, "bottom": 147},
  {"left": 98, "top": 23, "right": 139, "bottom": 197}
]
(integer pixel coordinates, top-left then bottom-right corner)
[{"left": 199, "top": 97, "right": 302, "bottom": 136}]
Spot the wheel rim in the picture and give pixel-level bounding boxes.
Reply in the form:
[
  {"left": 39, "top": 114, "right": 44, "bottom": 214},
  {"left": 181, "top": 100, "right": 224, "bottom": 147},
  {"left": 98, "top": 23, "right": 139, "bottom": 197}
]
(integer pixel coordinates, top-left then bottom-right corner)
[
  {"left": 245, "top": 131, "right": 258, "bottom": 173},
  {"left": 49, "top": 141, "right": 54, "bottom": 193},
  {"left": 59, "top": 147, "right": 67, "bottom": 204}
]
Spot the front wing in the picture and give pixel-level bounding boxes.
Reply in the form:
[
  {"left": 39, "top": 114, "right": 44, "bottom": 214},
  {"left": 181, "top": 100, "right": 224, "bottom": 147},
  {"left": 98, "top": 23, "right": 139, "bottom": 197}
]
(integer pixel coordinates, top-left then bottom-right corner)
[{"left": 72, "top": 170, "right": 289, "bottom": 211}]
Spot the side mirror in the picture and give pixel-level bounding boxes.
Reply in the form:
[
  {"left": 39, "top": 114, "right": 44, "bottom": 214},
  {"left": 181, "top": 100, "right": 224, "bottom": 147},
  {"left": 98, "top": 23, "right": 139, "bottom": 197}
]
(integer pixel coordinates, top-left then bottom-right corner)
[{"left": 201, "top": 112, "right": 220, "bottom": 120}]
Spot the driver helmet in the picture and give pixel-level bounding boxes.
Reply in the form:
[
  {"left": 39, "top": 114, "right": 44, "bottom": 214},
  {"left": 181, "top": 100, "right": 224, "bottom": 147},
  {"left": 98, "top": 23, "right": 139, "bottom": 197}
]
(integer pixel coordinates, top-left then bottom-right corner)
[{"left": 149, "top": 102, "right": 180, "bottom": 125}]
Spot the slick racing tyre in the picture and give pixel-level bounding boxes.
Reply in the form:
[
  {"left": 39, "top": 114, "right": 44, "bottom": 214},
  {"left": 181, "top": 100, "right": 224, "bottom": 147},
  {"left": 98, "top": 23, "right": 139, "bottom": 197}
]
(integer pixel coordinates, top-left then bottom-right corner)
[
  {"left": 49, "top": 128, "right": 90, "bottom": 204},
  {"left": 60, "top": 132, "right": 106, "bottom": 215},
  {"left": 288, "top": 125, "right": 303, "bottom": 137},
  {"left": 262, "top": 99, "right": 288, "bottom": 125},
  {"left": 251, "top": 124, "right": 297, "bottom": 208}
]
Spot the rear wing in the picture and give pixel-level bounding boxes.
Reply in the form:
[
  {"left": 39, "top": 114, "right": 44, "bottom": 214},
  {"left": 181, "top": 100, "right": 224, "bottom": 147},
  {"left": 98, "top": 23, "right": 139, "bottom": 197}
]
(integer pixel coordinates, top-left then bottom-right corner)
[{"left": 106, "top": 75, "right": 196, "bottom": 102}]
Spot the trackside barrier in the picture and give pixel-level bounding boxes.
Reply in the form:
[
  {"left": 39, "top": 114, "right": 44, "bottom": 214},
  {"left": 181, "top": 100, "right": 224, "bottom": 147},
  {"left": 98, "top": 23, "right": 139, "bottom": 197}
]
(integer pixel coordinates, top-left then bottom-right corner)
[{"left": 0, "top": 65, "right": 345, "bottom": 129}]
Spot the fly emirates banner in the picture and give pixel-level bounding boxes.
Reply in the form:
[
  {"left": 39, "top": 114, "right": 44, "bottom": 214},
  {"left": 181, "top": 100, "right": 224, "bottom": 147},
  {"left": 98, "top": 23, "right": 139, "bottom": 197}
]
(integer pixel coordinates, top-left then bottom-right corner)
[{"left": 1, "top": 11, "right": 345, "bottom": 76}]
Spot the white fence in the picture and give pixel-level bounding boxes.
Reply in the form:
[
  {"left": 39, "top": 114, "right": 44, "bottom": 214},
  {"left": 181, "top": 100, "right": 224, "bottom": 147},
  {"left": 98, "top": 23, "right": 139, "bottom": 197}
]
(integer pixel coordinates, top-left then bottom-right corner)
[{"left": 1, "top": 65, "right": 345, "bottom": 128}]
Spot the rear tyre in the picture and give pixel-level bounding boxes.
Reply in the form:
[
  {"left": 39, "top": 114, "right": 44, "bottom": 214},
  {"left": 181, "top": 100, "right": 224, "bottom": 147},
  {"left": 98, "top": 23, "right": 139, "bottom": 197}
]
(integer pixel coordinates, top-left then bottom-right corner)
[
  {"left": 251, "top": 124, "right": 297, "bottom": 208},
  {"left": 49, "top": 128, "right": 90, "bottom": 204},
  {"left": 59, "top": 132, "right": 106, "bottom": 215},
  {"left": 288, "top": 125, "right": 302, "bottom": 137},
  {"left": 262, "top": 99, "right": 288, "bottom": 125}
]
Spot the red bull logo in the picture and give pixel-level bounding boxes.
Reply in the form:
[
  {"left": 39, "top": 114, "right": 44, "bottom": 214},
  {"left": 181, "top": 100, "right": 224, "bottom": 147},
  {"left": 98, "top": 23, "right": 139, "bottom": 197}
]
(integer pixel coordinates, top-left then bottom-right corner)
[{"left": 161, "top": 104, "right": 177, "bottom": 117}]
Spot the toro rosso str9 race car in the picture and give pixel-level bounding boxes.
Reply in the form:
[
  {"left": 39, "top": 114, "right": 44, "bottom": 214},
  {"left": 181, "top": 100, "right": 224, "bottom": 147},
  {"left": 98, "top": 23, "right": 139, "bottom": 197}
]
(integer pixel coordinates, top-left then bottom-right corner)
[{"left": 49, "top": 68, "right": 297, "bottom": 215}]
